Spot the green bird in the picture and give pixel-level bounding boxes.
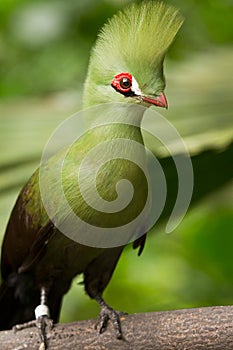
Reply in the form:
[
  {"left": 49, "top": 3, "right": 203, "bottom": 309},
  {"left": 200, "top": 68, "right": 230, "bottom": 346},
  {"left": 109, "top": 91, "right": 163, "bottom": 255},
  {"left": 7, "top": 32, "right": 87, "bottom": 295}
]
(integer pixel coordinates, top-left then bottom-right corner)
[{"left": 0, "top": 1, "right": 183, "bottom": 348}]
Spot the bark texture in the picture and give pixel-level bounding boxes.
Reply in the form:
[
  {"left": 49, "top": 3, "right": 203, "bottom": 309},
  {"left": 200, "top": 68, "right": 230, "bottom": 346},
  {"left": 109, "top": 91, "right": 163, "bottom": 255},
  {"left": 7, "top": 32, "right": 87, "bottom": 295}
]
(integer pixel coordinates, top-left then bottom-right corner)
[{"left": 0, "top": 306, "right": 233, "bottom": 350}]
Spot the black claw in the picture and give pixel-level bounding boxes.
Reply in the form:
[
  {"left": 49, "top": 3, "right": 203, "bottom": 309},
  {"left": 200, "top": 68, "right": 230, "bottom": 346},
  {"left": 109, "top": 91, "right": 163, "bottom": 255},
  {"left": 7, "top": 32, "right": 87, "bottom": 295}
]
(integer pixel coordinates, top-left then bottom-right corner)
[
  {"left": 13, "top": 315, "right": 53, "bottom": 350},
  {"left": 13, "top": 320, "right": 37, "bottom": 333},
  {"left": 114, "top": 316, "right": 123, "bottom": 339},
  {"left": 36, "top": 315, "right": 53, "bottom": 350},
  {"left": 96, "top": 304, "right": 124, "bottom": 339},
  {"left": 99, "top": 313, "right": 109, "bottom": 334},
  {"left": 95, "top": 295, "right": 125, "bottom": 339}
]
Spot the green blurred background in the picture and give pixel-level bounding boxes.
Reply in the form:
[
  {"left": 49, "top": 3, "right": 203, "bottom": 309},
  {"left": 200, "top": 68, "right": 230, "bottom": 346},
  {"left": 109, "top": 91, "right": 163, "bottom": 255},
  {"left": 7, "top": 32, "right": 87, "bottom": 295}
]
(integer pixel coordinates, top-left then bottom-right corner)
[{"left": 0, "top": 0, "right": 232, "bottom": 323}]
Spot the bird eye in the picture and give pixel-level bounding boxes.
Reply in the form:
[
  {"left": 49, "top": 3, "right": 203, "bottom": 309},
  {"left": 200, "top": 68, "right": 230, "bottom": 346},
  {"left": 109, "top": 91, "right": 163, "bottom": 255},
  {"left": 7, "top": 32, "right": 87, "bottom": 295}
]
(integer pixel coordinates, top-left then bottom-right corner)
[
  {"left": 111, "top": 72, "right": 133, "bottom": 96},
  {"left": 120, "top": 77, "right": 131, "bottom": 90}
]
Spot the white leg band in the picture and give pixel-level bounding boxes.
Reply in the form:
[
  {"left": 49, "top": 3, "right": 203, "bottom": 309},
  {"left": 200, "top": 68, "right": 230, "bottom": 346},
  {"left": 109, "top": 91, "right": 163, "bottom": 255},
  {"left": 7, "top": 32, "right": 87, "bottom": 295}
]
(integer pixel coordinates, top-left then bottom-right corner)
[{"left": 35, "top": 305, "right": 50, "bottom": 320}]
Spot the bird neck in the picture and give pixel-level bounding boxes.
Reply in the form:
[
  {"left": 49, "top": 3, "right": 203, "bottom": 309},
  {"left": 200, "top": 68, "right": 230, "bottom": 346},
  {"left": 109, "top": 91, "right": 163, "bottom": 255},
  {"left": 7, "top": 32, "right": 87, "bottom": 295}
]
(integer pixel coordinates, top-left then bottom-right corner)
[{"left": 83, "top": 102, "right": 146, "bottom": 144}]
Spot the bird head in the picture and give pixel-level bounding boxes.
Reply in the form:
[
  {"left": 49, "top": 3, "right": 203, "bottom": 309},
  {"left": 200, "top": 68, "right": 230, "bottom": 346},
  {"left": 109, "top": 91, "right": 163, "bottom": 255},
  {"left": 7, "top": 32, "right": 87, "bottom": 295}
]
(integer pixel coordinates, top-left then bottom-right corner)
[{"left": 83, "top": 1, "right": 184, "bottom": 109}]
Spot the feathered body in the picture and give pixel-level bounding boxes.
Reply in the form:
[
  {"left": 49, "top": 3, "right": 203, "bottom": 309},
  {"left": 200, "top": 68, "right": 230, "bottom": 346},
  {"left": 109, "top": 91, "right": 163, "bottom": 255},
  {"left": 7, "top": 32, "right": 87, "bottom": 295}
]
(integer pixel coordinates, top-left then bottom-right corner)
[{"left": 0, "top": 0, "right": 183, "bottom": 338}]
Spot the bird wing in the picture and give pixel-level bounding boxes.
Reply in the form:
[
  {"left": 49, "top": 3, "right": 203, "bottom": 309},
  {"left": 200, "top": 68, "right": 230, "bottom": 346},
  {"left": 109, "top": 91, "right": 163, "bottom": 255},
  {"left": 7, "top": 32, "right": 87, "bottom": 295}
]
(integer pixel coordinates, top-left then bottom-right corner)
[
  {"left": 133, "top": 233, "right": 147, "bottom": 256},
  {"left": 17, "top": 221, "right": 55, "bottom": 274},
  {"left": 0, "top": 170, "right": 53, "bottom": 279}
]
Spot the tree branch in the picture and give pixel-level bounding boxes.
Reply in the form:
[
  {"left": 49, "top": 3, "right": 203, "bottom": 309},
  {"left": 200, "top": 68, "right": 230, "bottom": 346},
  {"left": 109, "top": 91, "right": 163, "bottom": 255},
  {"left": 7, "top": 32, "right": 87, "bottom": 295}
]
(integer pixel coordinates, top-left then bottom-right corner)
[{"left": 0, "top": 306, "right": 233, "bottom": 350}]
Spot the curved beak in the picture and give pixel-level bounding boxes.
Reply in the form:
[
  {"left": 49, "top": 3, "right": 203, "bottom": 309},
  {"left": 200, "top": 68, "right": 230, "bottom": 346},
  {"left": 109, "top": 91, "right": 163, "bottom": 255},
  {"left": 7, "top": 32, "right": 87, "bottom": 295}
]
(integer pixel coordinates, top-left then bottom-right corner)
[{"left": 142, "top": 92, "right": 168, "bottom": 109}]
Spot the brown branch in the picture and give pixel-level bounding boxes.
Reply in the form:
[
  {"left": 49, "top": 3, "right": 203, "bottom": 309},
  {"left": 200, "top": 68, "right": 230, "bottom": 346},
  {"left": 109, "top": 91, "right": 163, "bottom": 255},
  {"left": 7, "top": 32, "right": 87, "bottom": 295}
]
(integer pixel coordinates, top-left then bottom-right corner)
[{"left": 0, "top": 306, "right": 233, "bottom": 350}]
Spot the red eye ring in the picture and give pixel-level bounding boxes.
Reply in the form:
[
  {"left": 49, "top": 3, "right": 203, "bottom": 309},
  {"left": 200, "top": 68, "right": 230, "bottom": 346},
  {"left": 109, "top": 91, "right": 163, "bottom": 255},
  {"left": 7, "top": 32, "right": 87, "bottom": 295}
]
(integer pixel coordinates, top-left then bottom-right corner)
[{"left": 111, "top": 72, "right": 133, "bottom": 93}]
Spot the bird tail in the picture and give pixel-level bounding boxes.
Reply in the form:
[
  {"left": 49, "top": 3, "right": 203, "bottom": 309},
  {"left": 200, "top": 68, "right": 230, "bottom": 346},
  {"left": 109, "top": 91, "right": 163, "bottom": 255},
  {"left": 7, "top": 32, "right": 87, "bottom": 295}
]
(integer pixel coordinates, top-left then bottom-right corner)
[
  {"left": 0, "top": 272, "right": 39, "bottom": 330},
  {"left": 0, "top": 276, "right": 64, "bottom": 330},
  {"left": 0, "top": 280, "right": 32, "bottom": 330}
]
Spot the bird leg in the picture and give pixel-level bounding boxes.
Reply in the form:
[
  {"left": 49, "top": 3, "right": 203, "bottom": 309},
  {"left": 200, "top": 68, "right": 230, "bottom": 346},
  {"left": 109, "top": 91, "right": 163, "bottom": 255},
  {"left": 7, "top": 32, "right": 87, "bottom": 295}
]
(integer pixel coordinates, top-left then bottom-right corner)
[
  {"left": 95, "top": 294, "right": 125, "bottom": 339},
  {"left": 34, "top": 287, "right": 53, "bottom": 350},
  {"left": 14, "top": 287, "right": 53, "bottom": 350}
]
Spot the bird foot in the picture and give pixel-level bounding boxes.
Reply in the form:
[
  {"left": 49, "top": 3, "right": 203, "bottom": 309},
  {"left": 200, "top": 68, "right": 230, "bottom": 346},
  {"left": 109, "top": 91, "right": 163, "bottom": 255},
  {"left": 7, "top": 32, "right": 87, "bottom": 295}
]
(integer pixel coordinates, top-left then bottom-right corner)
[
  {"left": 36, "top": 315, "right": 53, "bottom": 350},
  {"left": 13, "top": 313, "right": 53, "bottom": 350},
  {"left": 13, "top": 319, "right": 38, "bottom": 332},
  {"left": 95, "top": 300, "right": 126, "bottom": 339}
]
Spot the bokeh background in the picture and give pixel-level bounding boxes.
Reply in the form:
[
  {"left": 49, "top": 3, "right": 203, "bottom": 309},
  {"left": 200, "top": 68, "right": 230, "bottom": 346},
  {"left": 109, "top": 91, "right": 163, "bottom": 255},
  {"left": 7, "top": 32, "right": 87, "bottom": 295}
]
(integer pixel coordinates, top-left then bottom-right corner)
[{"left": 0, "top": 0, "right": 232, "bottom": 323}]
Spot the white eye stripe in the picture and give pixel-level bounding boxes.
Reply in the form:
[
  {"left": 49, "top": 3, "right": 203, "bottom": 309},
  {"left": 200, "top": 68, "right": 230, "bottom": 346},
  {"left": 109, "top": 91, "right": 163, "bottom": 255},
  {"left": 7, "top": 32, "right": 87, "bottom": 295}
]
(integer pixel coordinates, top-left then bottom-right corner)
[{"left": 131, "top": 76, "right": 142, "bottom": 96}]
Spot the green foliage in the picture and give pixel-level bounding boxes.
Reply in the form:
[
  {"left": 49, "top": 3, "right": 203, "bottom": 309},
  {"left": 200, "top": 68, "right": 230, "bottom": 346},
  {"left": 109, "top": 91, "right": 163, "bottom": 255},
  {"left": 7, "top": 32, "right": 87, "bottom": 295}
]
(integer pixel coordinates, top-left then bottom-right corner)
[
  {"left": 0, "top": 0, "right": 232, "bottom": 97},
  {"left": 0, "top": 0, "right": 232, "bottom": 323},
  {"left": 61, "top": 206, "right": 233, "bottom": 322}
]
